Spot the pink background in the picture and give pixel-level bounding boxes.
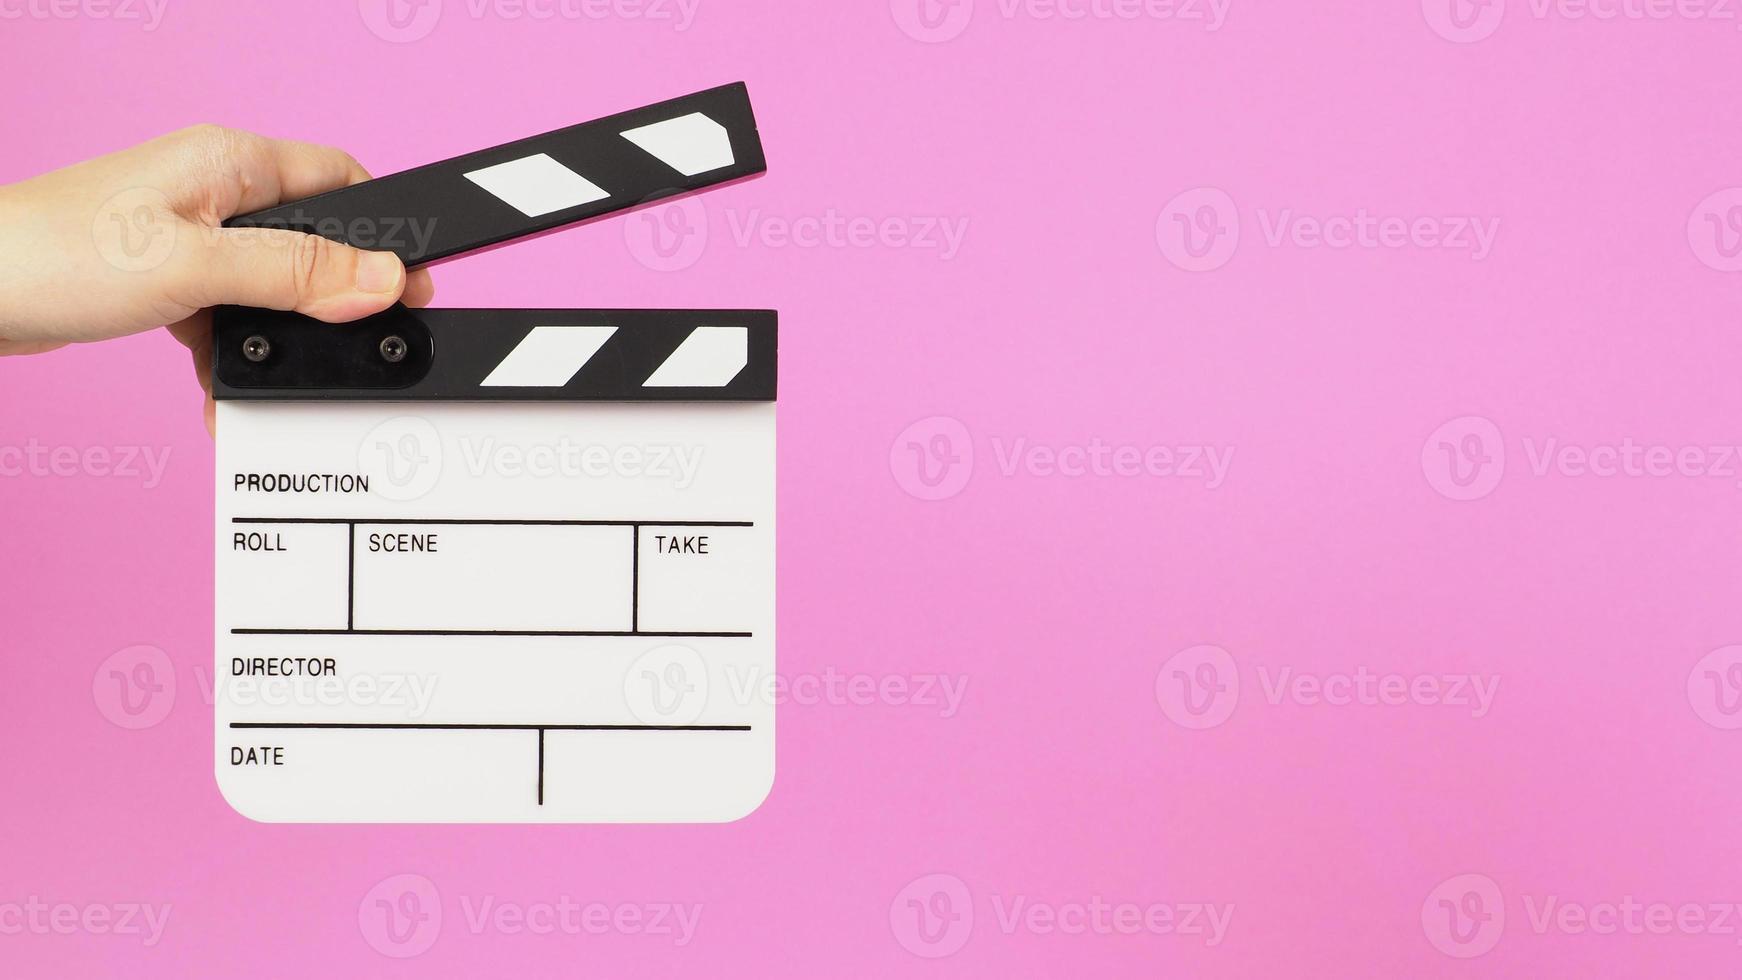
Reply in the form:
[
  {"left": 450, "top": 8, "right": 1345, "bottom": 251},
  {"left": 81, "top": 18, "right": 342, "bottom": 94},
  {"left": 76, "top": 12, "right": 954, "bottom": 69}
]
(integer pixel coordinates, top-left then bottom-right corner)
[{"left": 5, "top": 0, "right": 1742, "bottom": 975}]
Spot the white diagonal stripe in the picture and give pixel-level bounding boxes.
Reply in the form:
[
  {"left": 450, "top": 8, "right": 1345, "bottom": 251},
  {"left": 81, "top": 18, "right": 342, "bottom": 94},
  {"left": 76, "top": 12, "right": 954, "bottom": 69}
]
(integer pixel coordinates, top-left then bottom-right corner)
[
  {"left": 620, "top": 113, "right": 735, "bottom": 177},
  {"left": 480, "top": 326, "right": 617, "bottom": 387},
  {"left": 642, "top": 326, "right": 748, "bottom": 387},
  {"left": 463, "top": 153, "right": 609, "bottom": 217}
]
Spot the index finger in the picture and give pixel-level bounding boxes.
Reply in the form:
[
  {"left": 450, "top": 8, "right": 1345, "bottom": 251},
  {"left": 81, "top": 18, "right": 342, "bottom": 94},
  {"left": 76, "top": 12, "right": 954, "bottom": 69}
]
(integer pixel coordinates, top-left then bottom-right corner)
[
  {"left": 266, "top": 137, "right": 374, "bottom": 201},
  {"left": 202, "top": 130, "right": 376, "bottom": 217}
]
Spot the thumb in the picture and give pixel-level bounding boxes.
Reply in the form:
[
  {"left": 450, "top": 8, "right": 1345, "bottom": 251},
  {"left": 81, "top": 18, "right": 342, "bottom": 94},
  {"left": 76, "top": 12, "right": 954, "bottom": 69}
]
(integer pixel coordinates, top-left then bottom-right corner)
[{"left": 190, "top": 226, "right": 408, "bottom": 322}]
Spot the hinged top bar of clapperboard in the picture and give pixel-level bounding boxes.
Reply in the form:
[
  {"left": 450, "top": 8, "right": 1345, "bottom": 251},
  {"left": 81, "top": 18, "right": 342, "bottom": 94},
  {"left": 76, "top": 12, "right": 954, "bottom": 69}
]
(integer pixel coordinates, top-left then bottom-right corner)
[{"left": 211, "top": 82, "right": 773, "bottom": 402}]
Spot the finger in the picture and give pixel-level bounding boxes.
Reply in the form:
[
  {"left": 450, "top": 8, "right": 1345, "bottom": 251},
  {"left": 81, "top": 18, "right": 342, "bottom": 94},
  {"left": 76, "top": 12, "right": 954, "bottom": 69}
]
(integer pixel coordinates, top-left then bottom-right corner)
[
  {"left": 167, "top": 128, "right": 374, "bottom": 220},
  {"left": 165, "top": 311, "right": 212, "bottom": 395},
  {"left": 265, "top": 137, "right": 373, "bottom": 200},
  {"left": 184, "top": 227, "right": 407, "bottom": 323},
  {"left": 403, "top": 268, "right": 436, "bottom": 309},
  {"left": 0, "top": 338, "right": 69, "bottom": 357},
  {"left": 165, "top": 312, "right": 216, "bottom": 439}
]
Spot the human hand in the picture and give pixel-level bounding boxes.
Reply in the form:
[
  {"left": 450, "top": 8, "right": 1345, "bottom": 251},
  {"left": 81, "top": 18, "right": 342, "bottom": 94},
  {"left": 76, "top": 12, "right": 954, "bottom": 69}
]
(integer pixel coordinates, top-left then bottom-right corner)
[{"left": 0, "top": 125, "right": 436, "bottom": 432}]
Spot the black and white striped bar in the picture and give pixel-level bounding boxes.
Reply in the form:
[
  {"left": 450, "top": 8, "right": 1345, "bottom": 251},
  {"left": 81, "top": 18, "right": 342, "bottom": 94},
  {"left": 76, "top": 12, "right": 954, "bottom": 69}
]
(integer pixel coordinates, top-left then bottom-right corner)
[
  {"left": 213, "top": 308, "right": 775, "bottom": 401},
  {"left": 224, "top": 82, "right": 764, "bottom": 266}
]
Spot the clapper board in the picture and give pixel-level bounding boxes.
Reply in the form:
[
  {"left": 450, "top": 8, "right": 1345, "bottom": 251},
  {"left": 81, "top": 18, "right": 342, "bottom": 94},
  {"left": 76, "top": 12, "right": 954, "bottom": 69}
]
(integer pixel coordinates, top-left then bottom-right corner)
[{"left": 211, "top": 84, "right": 774, "bottom": 823}]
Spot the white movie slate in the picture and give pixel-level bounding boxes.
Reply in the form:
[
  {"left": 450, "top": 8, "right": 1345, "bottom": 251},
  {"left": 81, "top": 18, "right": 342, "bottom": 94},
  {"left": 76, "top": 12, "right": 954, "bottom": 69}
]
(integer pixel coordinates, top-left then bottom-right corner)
[
  {"left": 211, "top": 84, "right": 772, "bottom": 824},
  {"left": 214, "top": 399, "right": 775, "bottom": 822}
]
